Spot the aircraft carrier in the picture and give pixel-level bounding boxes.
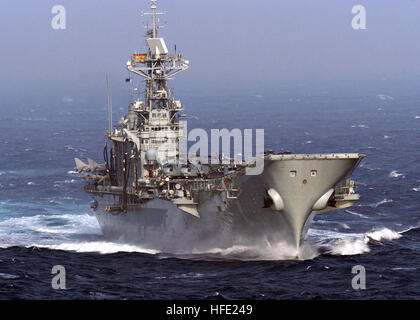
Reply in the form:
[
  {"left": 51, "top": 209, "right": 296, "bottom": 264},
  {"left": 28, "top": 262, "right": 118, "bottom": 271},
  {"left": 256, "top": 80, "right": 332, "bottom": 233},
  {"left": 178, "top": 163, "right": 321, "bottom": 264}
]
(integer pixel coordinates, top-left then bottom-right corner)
[{"left": 75, "top": 0, "right": 365, "bottom": 251}]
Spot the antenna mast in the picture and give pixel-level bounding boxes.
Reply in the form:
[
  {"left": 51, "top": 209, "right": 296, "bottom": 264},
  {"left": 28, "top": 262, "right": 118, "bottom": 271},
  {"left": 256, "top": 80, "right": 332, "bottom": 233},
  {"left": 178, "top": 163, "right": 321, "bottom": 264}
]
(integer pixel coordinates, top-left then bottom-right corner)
[
  {"left": 151, "top": 0, "right": 157, "bottom": 38},
  {"left": 143, "top": 0, "right": 165, "bottom": 38},
  {"left": 106, "top": 74, "right": 113, "bottom": 133}
]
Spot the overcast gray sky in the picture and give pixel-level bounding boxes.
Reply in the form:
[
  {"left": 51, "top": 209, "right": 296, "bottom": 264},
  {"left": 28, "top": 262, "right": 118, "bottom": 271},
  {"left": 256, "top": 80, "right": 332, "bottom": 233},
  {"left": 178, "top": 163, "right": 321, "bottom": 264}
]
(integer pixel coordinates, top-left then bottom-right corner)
[{"left": 1, "top": 0, "right": 420, "bottom": 101}]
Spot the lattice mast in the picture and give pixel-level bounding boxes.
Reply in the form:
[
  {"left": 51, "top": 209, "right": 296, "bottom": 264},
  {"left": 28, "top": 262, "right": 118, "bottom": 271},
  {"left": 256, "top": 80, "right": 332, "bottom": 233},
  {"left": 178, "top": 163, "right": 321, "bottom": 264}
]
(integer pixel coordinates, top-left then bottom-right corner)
[{"left": 127, "top": 0, "right": 189, "bottom": 114}]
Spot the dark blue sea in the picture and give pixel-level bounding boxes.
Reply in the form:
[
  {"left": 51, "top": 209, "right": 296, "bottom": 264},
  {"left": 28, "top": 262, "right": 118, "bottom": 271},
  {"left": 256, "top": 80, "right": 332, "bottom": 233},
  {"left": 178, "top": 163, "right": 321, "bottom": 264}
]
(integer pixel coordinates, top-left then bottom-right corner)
[{"left": 0, "top": 88, "right": 419, "bottom": 299}]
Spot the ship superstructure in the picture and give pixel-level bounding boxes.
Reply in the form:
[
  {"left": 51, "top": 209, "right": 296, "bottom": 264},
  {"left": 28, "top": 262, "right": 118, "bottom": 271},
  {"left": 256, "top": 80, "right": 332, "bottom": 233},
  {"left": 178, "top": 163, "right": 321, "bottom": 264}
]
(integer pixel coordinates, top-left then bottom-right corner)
[{"left": 75, "top": 1, "right": 365, "bottom": 251}]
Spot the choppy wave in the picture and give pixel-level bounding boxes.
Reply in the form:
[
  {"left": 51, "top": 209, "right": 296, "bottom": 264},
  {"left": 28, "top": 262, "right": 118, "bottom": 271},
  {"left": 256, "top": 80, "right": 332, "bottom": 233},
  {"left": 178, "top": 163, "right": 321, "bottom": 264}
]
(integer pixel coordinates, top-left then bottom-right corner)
[
  {"left": 0, "top": 213, "right": 101, "bottom": 248},
  {"left": 34, "top": 241, "right": 159, "bottom": 255},
  {"left": 184, "top": 241, "right": 319, "bottom": 261},
  {"left": 351, "top": 124, "right": 369, "bottom": 128},
  {"left": 0, "top": 208, "right": 406, "bottom": 261},
  {"left": 370, "top": 198, "right": 393, "bottom": 208},
  {"left": 389, "top": 170, "right": 405, "bottom": 178},
  {"left": 345, "top": 209, "right": 369, "bottom": 219},
  {"left": 326, "top": 237, "right": 370, "bottom": 255},
  {"left": 322, "top": 228, "right": 403, "bottom": 256},
  {"left": 366, "top": 228, "right": 401, "bottom": 241},
  {"left": 0, "top": 273, "right": 20, "bottom": 279}
]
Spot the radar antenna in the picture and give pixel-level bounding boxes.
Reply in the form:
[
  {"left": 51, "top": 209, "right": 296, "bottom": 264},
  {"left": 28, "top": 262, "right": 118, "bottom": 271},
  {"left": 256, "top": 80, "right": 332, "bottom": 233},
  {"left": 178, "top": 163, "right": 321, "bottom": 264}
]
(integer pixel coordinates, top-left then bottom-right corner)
[{"left": 142, "top": 0, "right": 166, "bottom": 38}]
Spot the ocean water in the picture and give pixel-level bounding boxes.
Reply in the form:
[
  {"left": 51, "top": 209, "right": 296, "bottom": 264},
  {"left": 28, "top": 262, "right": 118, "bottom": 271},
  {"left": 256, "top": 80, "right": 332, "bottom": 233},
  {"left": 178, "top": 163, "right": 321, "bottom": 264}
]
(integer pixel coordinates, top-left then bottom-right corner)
[{"left": 0, "top": 89, "right": 419, "bottom": 299}]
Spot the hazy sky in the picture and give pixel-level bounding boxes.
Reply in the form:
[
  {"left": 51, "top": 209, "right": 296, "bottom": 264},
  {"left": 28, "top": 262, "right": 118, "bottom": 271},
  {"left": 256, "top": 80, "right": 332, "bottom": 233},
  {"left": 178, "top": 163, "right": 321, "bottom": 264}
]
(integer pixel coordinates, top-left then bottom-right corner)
[{"left": 1, "top": 0, "right": 420, "bottom": 101}]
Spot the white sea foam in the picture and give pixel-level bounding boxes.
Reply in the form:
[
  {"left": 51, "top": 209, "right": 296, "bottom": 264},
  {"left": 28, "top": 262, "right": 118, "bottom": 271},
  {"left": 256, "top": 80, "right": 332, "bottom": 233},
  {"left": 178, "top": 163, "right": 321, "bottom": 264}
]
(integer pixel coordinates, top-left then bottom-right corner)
[
  {"left": 344, "top": 210, "right": 369, "bottom": 219},
  {"left": 370, "top": 198, "right": 393, "bottom": 208},
  {"left": 412, "top": 188, "right": 420, "bottom": 192},
  {"left": 313, "top": 219, "right": 350, "bottom": 230},
  {"left": 171, "top": 273, "right": 206, "bottom": 279},
  {"left": 36, "top": 241, "right": 159, "bottom": 255},
  {"left": 327, "top": 237, "right": 370, "bottom": 255},
  {"left": 389, "top": 170, "right": 404, "bottom": 178},
  {"left": 0, "top": 208, "right": 160, "bottom": 256},
  {"left": 190, "top": 240, "right": 319, "bottom": 261},
  {"left": 391, "top": 267, "right": 416, "bottom": 271},
  {"left": 0, "top": 273, "right": 20, "bottom": 279},
  {"left": 0, "top": 213, "right": 101, "bottom": 247},
  {"left": 366, "top": 228, "right": 401, "bottom": 241},
  {"left": 323, "top": 228, "right": 402, "bottom": 256}
]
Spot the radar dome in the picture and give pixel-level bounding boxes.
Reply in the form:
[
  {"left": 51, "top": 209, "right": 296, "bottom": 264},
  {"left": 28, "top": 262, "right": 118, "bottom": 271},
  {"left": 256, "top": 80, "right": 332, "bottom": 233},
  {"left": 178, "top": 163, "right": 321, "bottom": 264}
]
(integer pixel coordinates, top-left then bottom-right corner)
[{"left": 145, "top": 149, "right": 157, "bottom": 162}]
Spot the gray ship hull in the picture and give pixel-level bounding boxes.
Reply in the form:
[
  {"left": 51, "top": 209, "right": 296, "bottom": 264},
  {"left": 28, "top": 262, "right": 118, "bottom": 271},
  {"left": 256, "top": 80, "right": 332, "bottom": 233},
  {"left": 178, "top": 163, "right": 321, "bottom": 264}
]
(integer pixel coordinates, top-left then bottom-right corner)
[{"left": 92, "top": 154, "right": 363, "bottom": 252}]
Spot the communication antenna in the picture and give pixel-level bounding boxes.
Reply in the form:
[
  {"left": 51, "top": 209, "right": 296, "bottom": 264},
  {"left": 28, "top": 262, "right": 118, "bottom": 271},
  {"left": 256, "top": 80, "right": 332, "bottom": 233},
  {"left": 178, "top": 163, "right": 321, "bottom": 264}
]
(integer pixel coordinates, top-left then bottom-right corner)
[
  {"left": 142, "top": 0, "right": 166, "bottom": 38},
  {"left": 106, "top": 74, "right": 113, "bottom": 133}
]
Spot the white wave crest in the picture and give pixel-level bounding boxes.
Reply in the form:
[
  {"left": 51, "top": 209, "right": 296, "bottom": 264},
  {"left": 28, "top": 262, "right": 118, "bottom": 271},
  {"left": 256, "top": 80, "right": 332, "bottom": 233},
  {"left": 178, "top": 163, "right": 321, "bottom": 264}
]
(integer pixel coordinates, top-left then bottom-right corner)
[
  {"left": 0, "top": 273, "right": 20, "bottom": 279},
  {"left": 366, "top": 228, "right": 401, "bottom": 241},
  {"left": 35, "top": 241, "right": 159, "bottom": 255},
  {"left": 324, "top": 228, "right": 402, "bottom": 256},
  {"left": 0, "top": 213, "right": 101, "bottom": 248},
  {"left": 389, "top": 170, "right": 404, "bottom": 178},
  {"left": 350, "top": 124, "right": 369, "bottom": 129},
  {"left": 326, "top": 237, "right": 370, "bottom": 256},
  {"left": 345, "top": 210, "right": 369, "bottom": 219},
  {"left": 191, "top": 240, "right": 319, "bottom": 261},
  {"left": 370, "top": 198, "right": 393, "bottom": 208}
]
